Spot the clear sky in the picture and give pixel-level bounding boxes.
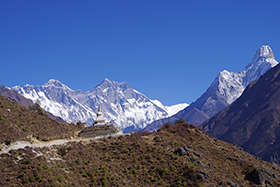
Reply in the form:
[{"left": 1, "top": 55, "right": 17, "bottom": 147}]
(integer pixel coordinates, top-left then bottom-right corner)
[{"left": 1, "top": 0, "right": 280, "bottom": 106}]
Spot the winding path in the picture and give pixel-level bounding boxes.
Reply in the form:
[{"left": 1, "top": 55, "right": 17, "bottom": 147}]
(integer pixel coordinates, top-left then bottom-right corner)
[{"left": 0, "top": 132, "right": 124, "bottom": 155}]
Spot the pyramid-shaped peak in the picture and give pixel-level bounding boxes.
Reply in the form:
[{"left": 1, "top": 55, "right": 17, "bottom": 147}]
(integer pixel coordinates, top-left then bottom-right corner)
[
  {"left": 258, "top": 45, "right": 275, "bottom": 59},
  {"left": 103, "top": 78, "right": 112, "bottom": 83},
  {"left": 98, "top": 78, "right": 113, "bottom": 86},
  {"left": 43, "top": 79, "right": 66, "bottom": 88},
  {"left": 246, "top": 45, "right": 277, "bottom": 70}
]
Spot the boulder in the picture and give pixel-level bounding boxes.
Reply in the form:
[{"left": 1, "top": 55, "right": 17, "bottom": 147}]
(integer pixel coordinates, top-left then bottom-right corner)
[
  {"left": 245, "top": 168, "right": 274, "bottom": 186},
  {"left": 177, "top": 147, "right": 188, "bottom": 156}
]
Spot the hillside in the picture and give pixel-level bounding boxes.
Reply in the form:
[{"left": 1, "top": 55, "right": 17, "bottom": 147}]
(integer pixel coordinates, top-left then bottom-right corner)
[
  {"left": 0, "top": 123, "right": 280, "bottom": 186},
  {"left": 0, "top": 85, "right": 34, "bottom": 108},
  {"left": 145, "top": 45, "right": 278, "bottom": 131},
  {"left": 0, "top": 85, "right": 66, "bottom": 123},
  {"left": 201, "top": 63, "right": 280, "bottom": 165},
  {"left": 0, "top": 94, "right": 83, "bottom": 145}
]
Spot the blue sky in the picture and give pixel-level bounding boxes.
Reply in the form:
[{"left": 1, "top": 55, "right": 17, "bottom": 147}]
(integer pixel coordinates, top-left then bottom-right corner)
[{"left": 1, "top": 1, "right": 280, "bottom": 105}]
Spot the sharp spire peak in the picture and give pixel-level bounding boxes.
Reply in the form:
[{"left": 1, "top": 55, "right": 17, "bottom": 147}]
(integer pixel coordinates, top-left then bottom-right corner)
[{"left": 258, "top": 45, "right": 274, "bottom": 59}]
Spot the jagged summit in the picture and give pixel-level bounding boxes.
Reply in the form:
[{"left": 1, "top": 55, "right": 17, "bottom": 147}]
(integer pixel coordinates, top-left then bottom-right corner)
[
  {"left": 99, "top": 78, "right": 112, "bottom": 85},
  {"left": 255, "top": 45, "right": 274, "bottom": 59},
  {"left": 104, "top": 78, "right": 111, "bottom": 83},
  {"left": 12, "top": 79, "right": 187, "bottom": 131},
  {"left": 201, "top": 62, "right": 280, "bottom": 165},
  {"left": 145, "top": 45, "right": 279, "bottom": 131},
  {"left": 42, "top": 79, "right": 69, "bottom": 89},
  {"left": 94, "top": 78, "right": 131, "bottom": 92},
  {"left": 246, "top": 45, "right": 276, "bottom": 69},
  {"left": 244, "top": 45, "right": 278, "bottom": 86},
  {"left": 95, "top": 78, "right": 113, "bottom": 89}
]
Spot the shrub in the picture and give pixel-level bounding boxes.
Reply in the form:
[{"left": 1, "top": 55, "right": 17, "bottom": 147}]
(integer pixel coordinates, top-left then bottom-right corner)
[
  {"left": 175, "top": 118, "right": 186, "bottom": 124},
  {"left": 22, "top": 159, "right": 31, "bottom": 165},
  {"left": 161, "top": 123, "right": 175, "bottom": 130}
]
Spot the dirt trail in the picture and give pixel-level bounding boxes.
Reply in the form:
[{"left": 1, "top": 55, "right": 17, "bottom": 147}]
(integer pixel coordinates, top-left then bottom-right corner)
[{"left": 0, "top": 132, "right": 124, "bottom": 154}]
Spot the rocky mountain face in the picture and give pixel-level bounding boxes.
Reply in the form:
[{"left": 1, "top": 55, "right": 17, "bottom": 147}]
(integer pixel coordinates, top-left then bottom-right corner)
[
  {"left": 201, "top": 62, "right": 280, "bottom": 165},
  {"left": 145, "top": 45, "right": 278, "bottom": 131},
  {"left": 12, "top": 79, "right": 187, "bottom": 132}
]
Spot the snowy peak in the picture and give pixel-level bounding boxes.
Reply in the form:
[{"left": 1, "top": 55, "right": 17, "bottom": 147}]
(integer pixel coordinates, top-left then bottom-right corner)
[
  {"left": 244, "top": 45, "right": 278, "bottom": 86},
  {"left": 257, "top": 45, "right": 274, "bottom": 59},
  {"left": 214, "top": 46, "right": 279, "bottom": 104},
  {"left": 99, "top": 78, "right": 112, "bottom": 86},
  {"left": 42, "top": 79, "right": 70, "bottom": 90},
  {"left": 95, "top": 78, "right": 113, "bottom": 91},
  {"left": 166, "top": 45, "right": 278, "bottom": 126},
  {"left": 152, "top": 100, "right": 189, "bottom": 117},
  {"left": 246, "top": 45, "right": 277, "bottom": 71},
  {"left": 12, "top": 79, "right": 187, "bottom": 132},
  {"left": 92, "top": 79, "right": 132, "bottom": 96}
]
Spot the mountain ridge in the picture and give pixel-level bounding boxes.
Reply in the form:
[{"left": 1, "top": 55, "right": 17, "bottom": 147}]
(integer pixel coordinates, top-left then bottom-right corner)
[
  {"left": 200, "top": 62, "right": 280, "bottom": 165},
  {"left": 144, "top": 45, "right": 279, "bottom": 131},
  {"left": 12, "top": 79, "right": 187, "bottom": 132}
]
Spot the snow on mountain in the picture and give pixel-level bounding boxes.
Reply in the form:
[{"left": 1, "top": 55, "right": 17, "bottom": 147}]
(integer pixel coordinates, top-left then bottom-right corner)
[
  {"left": 145, "top": 45, "right": 279, "bottom": 130},
  {"left": 152, "top": 100, "right": 188, "bottom": 117},
  {"left": 191, "top": 45, "right": 278, "bottom": 119},
  {"left": 243, "top": 45, "right": 278, "bottom": 86},
  {"left": 12, "top": 79, "right": 187, "bottom": 132}
]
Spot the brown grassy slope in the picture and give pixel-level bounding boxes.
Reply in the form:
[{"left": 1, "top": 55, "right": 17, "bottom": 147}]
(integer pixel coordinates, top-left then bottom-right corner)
[
  {"left": 0, "top": 95, "right": 83, "bottom": 144},
  {"left": 1, "top": 123, "right": 280, "bottom": 186},
  {"left": 0, "top": 85, "right": 66, "bottom": 123}
]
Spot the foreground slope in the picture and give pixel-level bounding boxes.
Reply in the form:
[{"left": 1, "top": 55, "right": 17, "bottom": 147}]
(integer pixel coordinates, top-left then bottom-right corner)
[
  {"left": 12, "top": 79, "right": 187, "bottom": 132},
  {"left": 145, "top": 45, "right": 278, "bottom": 131},
  {"left": 0, "top": 123, "right": 280, "bottom": 186},
  {"left": 201, "top": 63, "right": 280, "bottom": 165}
]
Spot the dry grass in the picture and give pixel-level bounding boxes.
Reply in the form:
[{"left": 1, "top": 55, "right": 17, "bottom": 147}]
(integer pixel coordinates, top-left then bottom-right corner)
[
  {"left": 0, "top": 122, "right": 280, "bottom": 186},
  {"left": 0, "top": 95, "right": 83, "bottom": 144}
]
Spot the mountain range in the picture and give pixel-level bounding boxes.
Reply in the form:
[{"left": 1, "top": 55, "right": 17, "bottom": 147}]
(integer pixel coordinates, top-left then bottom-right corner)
[
  {"left": 2, "top": 45, "right": 280, "bottom": 185},
  {"left": 1, "top": 94, "right": 279, "bottom": 186},
  {"left": 12, "top": 79, "right": 187, "bottom": 132},
  {"left": 201, "top": 61, "right": 280, "bottom": 165},
  {"left": 145, "top": 45, "right": 279, "bottom": 131}
]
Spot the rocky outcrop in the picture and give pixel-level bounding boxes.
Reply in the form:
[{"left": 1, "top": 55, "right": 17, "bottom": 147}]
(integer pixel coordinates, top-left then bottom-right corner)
[
  {"left": 245, "top": 167, "right": 276, "bottom": 186},
  {"left": 78, "top": 124, "right": 122, "bottom": 138}
]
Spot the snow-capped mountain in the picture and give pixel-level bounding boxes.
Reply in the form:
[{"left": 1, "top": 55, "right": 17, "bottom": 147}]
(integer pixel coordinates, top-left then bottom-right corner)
[
  {"left": 200, "top": 45, "right": 278, "bottom": 117},
  {"left": 145, "top": 45, "right": 279, "bottom": 131},
  {"left": 12, "top": 78, "right": 187, "bottom": 132},
  {"left": 151, "top": 100, "right": 189, "bottom": 117}
]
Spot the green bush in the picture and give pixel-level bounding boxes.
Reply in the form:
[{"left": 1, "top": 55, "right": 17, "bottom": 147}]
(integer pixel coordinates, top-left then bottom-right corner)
[{"left": 22, "top": 160, "right": 31, "bottom": 165}]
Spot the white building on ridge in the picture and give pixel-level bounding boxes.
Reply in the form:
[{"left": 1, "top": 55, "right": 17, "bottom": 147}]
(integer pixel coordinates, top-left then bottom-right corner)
[{"left": 93, "top": 106, "right": 106, "bottom": 125}]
